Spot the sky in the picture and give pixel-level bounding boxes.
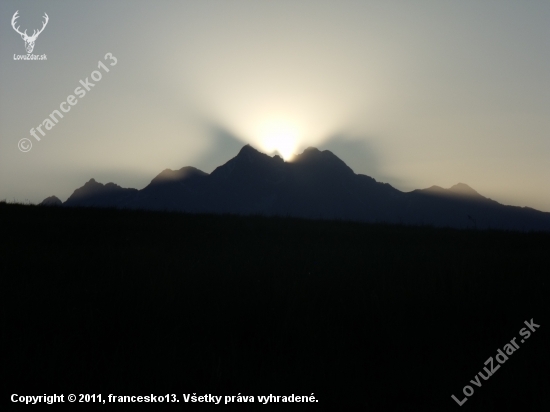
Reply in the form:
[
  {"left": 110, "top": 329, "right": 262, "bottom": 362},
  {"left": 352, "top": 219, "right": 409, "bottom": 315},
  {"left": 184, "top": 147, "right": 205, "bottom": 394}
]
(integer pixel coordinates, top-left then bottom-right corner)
[{"left": 1, "top": 0, "right": 549, "bottom": 211}]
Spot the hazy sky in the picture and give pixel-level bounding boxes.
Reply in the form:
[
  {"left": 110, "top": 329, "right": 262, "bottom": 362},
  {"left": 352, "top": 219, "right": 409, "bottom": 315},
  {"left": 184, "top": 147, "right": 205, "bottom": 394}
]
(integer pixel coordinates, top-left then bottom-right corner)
[{"left": 1, "top": 1, "right": 549, "bottom": 211}]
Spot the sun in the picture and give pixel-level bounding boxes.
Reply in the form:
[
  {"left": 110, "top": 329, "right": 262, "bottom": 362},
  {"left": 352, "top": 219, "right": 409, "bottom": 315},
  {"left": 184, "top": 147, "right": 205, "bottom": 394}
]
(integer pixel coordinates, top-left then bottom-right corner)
[{"left": 259, "top": 121, "right": 300, "bottom": 161}]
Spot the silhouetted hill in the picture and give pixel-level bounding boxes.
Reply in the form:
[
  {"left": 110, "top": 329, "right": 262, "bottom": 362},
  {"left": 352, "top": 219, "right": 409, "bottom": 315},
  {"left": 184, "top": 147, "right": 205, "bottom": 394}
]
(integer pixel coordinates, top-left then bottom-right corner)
[
  {"left": 64, "top": 178, "right": 138, "bottom": 208},
  {"left": 39, "top": 195, "right": 62, "bottom": 206},
  {"left": 130, "top": 166, "right": 209, "bottom": 212},
  {"left": 45, "top": 145, "right": 550, "bottom": 231}
]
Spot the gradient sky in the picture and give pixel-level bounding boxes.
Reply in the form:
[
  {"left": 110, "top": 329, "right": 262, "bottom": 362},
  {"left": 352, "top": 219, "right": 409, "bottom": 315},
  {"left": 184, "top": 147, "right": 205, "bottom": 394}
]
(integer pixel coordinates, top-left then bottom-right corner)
[{"left": 1, "top": 0, "right": 549, "bottom": 211}]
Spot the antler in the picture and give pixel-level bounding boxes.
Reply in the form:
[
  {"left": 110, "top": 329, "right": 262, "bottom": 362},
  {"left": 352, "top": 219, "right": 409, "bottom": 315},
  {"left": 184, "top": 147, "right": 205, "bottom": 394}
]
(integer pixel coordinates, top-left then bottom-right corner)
[
  {"left": 29, "top": 13, "right": 49, "bottom": 40},
  {"left": 11, "top": 10, "right": 28, "bottom": 38}
]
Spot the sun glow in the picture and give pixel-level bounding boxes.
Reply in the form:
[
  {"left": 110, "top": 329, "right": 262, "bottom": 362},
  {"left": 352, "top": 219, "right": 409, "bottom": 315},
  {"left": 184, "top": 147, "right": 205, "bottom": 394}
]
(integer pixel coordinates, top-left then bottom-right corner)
[{"left": 258, "top": 121, "right": 300, "bottom": 161}]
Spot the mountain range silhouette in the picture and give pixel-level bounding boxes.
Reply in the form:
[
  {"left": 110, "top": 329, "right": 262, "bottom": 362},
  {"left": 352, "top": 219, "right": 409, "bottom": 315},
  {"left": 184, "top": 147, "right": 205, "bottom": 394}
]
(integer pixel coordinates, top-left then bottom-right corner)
[{"left": 42, "top": 145, "right": 550, "bottom": 231}]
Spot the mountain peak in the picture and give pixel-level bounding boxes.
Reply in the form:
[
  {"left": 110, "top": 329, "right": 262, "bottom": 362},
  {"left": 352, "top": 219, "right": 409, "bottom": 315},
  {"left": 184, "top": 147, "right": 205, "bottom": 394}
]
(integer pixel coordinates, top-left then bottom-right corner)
[
  {"left": 449, "top": 183, "right": 481, "bottom": 197},
  {"left": 149, "top": 166, "right": 207, "bottom": 186},
  {"left": 231, "top": 144, "right": 268, "bottom": 163},
  {"left": 230, "top": 144, "right": 276, "bottom": 166},
  {"left": 419, "top": 183, "right": 483, "bottom": 199},
  {"left": 295, "top": 146, "right": 344, "bottom": 163},
  {"left": 296, "top": 147, "right": 332, "bottom": 160},
  {"left": 78, "top": 178, "right": 110, "bottom": 191},
  {"left": 39, "top": 196, "right": 62, "bottom": 206},
  {"left": 238, "top": 144, "right": 261, "bottom": 155}
]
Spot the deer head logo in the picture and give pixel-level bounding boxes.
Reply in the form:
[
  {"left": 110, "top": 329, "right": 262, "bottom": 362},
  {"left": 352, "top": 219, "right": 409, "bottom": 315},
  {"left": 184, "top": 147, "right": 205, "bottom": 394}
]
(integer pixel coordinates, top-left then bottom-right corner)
[{"left": 11, "top": 10, "right": 49, "bottom": 54}]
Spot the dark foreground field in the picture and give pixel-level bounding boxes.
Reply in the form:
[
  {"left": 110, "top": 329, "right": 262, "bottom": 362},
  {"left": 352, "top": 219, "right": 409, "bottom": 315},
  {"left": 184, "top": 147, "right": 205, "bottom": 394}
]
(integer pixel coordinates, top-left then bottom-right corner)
[{"left": 2, "top": 202, "right": 549, "bottom": 410}]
